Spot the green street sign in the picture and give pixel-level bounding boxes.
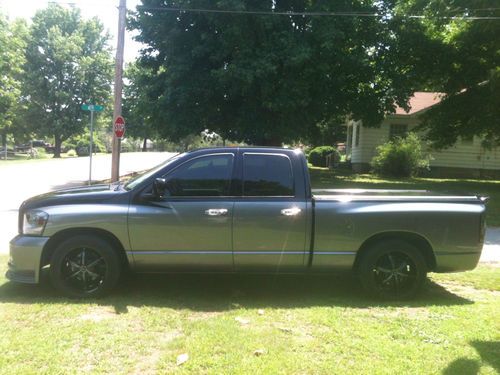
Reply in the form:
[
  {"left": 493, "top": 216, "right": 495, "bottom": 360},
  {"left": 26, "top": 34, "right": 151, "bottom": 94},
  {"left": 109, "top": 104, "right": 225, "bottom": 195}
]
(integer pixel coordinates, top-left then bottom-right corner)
[{"left": 81, "top": 104, "right": 104, "bottom": 112}]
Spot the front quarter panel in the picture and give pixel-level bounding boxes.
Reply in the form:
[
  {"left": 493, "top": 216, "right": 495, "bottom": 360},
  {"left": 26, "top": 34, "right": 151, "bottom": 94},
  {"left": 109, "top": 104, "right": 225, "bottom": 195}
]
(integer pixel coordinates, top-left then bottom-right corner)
[{"left": 41, "top": 204, "right": 131, "bottom": 250}]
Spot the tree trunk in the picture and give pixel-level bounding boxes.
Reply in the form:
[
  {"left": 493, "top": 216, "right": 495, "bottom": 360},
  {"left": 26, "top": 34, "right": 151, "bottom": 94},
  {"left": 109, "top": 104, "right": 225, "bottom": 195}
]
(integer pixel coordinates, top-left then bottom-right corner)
[
  {"left": 142, "top": 138, "right": 148, "bottom": 152},
  {"left": 53, "top": 136, "right": 62, "bottom": 158}
]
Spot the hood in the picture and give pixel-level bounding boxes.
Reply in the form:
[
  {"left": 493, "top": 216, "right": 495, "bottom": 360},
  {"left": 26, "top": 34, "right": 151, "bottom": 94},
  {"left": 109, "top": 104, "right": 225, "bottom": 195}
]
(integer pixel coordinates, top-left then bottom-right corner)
[{"left": 20, "top": 184, "right": 128, "bottom": 212}]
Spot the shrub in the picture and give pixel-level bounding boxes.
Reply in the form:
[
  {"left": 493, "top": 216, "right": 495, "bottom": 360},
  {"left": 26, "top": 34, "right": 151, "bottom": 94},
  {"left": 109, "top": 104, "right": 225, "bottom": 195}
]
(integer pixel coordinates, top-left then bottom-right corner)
[
  {"left": 75, "top": 138, "right": 105, "bottom": 156},
  {"left": 371, "top": 132, "right": 431, "bottom": 177},
  {"left": 120, "top": 140, "right": 134, "bottom": 153},
  {"left": 66, "top": 149, "right": 77, "bottom": 157},
  {"left": 308, "top": 146, "right": 339, "bottom": 167}
]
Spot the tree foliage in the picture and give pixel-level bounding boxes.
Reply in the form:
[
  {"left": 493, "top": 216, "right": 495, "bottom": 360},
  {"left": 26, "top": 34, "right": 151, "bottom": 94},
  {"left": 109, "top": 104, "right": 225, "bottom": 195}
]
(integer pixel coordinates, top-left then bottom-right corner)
[
  {"left": 0, "top": 15, "right": 28, "bottom": 147},
  {"left": 122, "top": 62, "right": 159, "bottom": 149},
  {"left": 130, "top": 0, "right": 431, "bottom": 145},
  {"left": 397, "top": 0, "right": 500, "bottom": 148},
  {"left": 21, "top": 5, "right": 113, "bottom": 157}
]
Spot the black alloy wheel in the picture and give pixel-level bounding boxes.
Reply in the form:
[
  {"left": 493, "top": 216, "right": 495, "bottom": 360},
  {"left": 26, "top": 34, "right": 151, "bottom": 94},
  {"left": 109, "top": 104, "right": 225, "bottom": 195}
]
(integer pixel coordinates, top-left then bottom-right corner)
[
  {"left": 50, "top": 235, "right": 121, "bottom": 298},
  {"left": 61, "top": 247, "right": 107, "bottom": 294},
  {"left": 358, "top": 240, "right": 427, "bottom": 300}
]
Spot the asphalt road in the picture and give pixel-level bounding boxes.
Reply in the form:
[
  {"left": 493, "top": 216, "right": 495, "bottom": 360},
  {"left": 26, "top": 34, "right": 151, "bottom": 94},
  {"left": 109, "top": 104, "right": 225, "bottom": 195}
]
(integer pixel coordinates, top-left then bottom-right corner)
[
  {"left": 0, "top": 152, "right": 498, "bottom": 263},
  {"left": 0, "top": 152, "right": 175, "bottom": 254}
]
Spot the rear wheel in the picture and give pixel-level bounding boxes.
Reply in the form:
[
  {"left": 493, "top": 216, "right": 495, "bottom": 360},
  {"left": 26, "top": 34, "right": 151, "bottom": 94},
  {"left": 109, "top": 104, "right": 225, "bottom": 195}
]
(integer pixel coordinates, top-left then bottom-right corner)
[
  {"left": 50, "top": 235, "right": 121, "bottom": 298},
  {"left": 358, "top": 240, "right": 427, "bottom": 300}
]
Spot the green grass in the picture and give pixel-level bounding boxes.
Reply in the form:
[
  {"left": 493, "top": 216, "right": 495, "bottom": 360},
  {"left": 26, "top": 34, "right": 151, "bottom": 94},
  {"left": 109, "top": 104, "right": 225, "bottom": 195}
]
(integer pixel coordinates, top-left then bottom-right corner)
[
  {"left": 310, "top": 167, "right": 500, "bottom": 226},
  {"left": 0, "top": 256, "right": 498, "bottom": 374}
]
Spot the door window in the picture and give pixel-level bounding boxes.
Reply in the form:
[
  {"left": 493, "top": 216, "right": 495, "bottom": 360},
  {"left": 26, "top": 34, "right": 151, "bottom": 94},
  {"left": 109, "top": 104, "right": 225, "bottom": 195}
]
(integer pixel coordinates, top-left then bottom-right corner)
[
  {"left": 165, "top": 154, "right": 234, "bottom": 197},
  {"left": 243, "top": 154, "right": 294, "bottom": 197}
]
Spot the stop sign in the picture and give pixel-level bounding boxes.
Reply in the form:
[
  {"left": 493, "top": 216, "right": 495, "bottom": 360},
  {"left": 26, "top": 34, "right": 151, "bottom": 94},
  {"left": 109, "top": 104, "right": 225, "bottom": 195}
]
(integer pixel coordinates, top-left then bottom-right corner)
[{"left": 114, "top": 116, "right": 125, "bottom": 138}]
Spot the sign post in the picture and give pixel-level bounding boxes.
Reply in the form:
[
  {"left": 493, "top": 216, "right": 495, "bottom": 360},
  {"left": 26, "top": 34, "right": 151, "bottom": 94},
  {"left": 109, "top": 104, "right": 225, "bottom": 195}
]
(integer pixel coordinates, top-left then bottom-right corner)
[
  {"left": 111, "top": 0, "right": 127, "bottom": 182},
  {"left": 81, "top": 104, "right": 104, "bottom": 185}
]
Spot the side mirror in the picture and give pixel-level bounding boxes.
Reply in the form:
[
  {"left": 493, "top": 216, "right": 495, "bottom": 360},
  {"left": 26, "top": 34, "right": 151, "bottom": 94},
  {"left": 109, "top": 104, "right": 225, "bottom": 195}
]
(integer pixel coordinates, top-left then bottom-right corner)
[{"left": 153, "top": 178, "right": 169, "bottom": 198}]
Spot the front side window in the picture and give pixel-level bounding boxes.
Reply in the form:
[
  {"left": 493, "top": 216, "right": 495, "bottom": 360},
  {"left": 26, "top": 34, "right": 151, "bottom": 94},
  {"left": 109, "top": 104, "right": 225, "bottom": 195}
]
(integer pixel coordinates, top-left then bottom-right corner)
[
  {"left": 243, "top": 154, "right": 294, "bottom": 197},
  {"left": 165, "top": 154, "right": 234, "bottom": 197}
]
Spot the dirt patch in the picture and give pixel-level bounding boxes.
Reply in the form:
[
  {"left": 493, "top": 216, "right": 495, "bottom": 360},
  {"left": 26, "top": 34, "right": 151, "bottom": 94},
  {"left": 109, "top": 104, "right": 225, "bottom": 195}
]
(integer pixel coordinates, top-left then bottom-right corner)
[
  {"left": 132, "top": 349, "right": 162, "bottom": 375},
  {"left": 79, "top": 306, "right": 117, "bottom": 322},
  {"left": 437, "top": 281, "right": 500, "bottom": 300}
]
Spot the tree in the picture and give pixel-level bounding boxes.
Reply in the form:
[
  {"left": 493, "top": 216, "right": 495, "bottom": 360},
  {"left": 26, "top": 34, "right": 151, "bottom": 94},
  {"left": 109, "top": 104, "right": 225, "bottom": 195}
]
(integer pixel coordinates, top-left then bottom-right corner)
[
  {"left": 0, "top": 15, "right": 28, "bottom": 152},
  {"left": 396, "top": 0, "right": 500, "bottom": 148},
  {"left": 122, "top": 62, "right": 159, "bottom": 151},
  {"left": 22, "top": 5, "right": 113, "bottom": 157},
  {"left": 130, "top": 0, "right": 429, "bottom": 145}
]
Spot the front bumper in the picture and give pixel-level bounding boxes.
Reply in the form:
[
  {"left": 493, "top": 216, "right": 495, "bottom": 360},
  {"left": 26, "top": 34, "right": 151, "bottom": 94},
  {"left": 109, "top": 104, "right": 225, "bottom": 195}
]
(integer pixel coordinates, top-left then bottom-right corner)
[{"left": 6, "top": 235, "right": 49, "bottom": 284}]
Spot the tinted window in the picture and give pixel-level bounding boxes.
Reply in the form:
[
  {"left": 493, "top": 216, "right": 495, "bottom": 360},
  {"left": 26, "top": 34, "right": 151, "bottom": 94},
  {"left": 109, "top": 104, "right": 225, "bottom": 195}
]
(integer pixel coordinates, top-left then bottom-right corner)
[
  {"left": 165, "top": 154, "right": 234, "bottom": 197},
  {"left": 243, "top": 154, "right": 294, "bottom": 196}
]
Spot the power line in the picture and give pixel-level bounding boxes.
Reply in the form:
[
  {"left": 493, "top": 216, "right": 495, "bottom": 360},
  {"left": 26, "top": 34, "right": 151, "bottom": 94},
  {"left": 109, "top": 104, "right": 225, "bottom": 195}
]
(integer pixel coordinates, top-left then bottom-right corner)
[{"left": 134, "top": 6, "right": 500, "bottom": 20}]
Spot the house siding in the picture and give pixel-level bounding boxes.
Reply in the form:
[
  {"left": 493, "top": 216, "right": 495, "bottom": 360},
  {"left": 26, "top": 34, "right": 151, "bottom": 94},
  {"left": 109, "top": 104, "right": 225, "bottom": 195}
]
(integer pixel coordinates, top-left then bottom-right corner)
[{"left": 349, "top": 117, "right": 500, "bottom": 177}]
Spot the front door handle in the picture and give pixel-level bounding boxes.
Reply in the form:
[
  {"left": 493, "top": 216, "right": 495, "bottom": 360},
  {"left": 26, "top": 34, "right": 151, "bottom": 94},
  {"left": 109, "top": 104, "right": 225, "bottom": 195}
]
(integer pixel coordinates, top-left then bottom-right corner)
[
  {"left": 205, "top": 208, "right": 229, "bottom": 216},
  {"left": 281, "top": 207, "right": 302, "bottom": 216}
]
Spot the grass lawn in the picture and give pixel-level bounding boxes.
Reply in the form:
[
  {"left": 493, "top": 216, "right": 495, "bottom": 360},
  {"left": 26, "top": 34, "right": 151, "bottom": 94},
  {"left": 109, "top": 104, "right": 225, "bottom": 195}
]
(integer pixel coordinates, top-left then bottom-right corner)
[
  {"left": 309, "top": 167, "right": 500, "bottom": 226},
  {"left": 0, "top": 256, "right": 498, "bottom": 374}
]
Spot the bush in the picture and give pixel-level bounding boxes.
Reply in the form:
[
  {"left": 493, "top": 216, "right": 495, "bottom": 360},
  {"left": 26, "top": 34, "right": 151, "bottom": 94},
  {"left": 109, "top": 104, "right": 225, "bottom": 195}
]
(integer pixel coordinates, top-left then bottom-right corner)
[
  {"left": 66, "top": 149, "right": 77, "bottom": 157},
  {"left": 371, "top": 132, "right": 431, "bottom": 177},
  {"left": 120, "top": 140, "right": 134, "bottom": 153},
  {"left": 75, "top": 139, "right": 105, "bottom": 156},
  {"left": 308, "top": 146, "right": 339, "bottom": 167}
]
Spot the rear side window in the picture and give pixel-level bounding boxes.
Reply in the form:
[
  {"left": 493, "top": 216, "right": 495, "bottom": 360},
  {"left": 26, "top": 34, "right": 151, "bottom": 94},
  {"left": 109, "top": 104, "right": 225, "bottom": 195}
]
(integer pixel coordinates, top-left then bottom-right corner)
[
  {"left": 243, "top": 154, "right": 294, "bottom": 197},
  {"left": 165, "top": 154, "right": 234, "bottom": 197}
]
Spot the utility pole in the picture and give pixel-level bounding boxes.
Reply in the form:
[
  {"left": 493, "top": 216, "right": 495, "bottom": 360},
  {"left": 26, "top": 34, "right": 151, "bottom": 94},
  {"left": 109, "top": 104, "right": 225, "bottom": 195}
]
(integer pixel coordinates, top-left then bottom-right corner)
[
  {"left": 111, "top": 0, "right": 126, "bottom": 182},
  {"left": 89, "top": 109, "right": 94, "bottom": 185}
]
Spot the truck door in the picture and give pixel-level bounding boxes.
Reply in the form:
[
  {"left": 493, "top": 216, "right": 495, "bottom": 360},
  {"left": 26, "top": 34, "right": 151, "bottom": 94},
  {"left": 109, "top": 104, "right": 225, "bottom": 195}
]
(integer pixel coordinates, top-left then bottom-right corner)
[
  {"left": 128, "top": 153, "right": 236, "bottom": 271},
  {"left": 232, "top": 152, "right": 308, "bottom": 270}
]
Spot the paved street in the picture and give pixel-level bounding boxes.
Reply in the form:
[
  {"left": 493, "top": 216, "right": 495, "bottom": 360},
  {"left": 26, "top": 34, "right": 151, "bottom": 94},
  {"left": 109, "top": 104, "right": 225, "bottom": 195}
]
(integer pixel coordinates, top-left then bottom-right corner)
[
  {"left": 0, "top": 153, "right": 498, "bottom": 263},
  {"left": 0, "top": 152, "right": 175, "bottom": 254}
]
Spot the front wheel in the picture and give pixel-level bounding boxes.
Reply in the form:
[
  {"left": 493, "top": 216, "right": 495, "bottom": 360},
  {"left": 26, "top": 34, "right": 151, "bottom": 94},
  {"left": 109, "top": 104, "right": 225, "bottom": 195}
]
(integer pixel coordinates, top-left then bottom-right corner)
[
  {"left": 50, "top": 235, "right": 121, "bottom": 298},
  {"left": 358, "top": 240, "right": 427, "bottom": 300}
]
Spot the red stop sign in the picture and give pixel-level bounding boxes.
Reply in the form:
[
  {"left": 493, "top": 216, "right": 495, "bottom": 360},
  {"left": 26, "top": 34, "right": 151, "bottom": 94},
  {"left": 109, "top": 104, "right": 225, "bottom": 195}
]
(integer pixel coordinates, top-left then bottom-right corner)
[{"left": 114, "top": 116, "right": 125, "bottom": 138}]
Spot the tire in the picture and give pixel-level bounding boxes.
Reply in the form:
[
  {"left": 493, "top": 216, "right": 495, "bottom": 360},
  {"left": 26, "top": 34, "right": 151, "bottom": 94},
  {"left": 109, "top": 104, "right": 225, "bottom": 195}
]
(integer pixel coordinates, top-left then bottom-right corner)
[
  {"left": 50, "top": 235, "right": 121, "bottom": 298},
  {"left": 358, "top": 240, "right": 427, "bottom": 300}
]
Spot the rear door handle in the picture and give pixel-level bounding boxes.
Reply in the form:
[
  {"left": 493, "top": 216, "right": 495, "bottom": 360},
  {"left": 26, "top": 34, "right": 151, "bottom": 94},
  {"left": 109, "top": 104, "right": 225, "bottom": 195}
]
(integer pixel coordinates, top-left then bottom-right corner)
[
  {"left": 281, "top": 207, "right": 302, "bottom": 216},
  {"left": 205, "top": 208, "right": 229, "bottom": 216}
]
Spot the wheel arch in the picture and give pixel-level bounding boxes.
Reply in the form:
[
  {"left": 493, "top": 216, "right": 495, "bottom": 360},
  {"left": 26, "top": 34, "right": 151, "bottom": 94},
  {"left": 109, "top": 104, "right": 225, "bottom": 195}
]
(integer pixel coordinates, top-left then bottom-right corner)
[
  {"left": 41, "top": 228, "right": 130, "bottom": 270},
  {"left": 353, "top": 231, "right": 436, "bottom": 272}
]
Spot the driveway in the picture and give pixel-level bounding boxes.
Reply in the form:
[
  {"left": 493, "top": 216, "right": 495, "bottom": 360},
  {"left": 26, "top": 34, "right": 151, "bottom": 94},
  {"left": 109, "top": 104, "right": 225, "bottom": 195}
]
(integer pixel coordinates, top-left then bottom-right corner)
[{"left": 0, "top": 152, "right": 175, "bottom": 254}]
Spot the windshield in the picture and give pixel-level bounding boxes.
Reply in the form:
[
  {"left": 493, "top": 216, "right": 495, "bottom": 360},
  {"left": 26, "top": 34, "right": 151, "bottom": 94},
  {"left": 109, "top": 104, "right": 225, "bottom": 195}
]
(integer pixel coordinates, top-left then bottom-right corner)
[{"left": 124, "top": 153, "right": 183, "bottom": 191}]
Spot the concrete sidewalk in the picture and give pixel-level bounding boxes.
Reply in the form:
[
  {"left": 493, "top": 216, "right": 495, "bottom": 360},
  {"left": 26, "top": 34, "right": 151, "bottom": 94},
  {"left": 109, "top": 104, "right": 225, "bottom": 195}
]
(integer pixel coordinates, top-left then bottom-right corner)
[{"left": 482, "top": 227, "right": 500, "bottom": 263}]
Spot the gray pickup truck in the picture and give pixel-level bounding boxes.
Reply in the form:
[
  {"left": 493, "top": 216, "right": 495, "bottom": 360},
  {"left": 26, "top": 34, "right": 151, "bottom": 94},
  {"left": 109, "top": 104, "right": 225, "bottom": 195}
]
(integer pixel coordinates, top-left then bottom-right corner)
[{"left": 7, "top": 147, "right": 487, "bottom": 299}]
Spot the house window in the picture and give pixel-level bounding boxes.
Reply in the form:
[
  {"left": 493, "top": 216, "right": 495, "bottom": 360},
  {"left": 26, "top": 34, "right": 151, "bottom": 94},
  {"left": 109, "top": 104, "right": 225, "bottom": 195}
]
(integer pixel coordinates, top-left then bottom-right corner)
[
  {"left": 355, "top": 125, "right": 360, "bottom": 147},
  {"left": 389, "top": 124, "right": 408, "bottom": 140}
]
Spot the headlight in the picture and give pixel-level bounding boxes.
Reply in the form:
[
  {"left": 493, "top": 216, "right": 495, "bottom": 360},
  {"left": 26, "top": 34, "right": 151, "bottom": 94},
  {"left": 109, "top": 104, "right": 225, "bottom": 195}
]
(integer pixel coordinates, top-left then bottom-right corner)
[{"left": 23, "top": 210, "right": 49, "bottom": 235}]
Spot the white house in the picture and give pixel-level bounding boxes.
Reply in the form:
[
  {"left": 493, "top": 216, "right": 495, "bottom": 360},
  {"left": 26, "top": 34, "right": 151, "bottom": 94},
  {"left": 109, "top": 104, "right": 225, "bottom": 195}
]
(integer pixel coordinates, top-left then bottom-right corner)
[{"left": 345, "top": 92, "right": 500, "bottom": 178}]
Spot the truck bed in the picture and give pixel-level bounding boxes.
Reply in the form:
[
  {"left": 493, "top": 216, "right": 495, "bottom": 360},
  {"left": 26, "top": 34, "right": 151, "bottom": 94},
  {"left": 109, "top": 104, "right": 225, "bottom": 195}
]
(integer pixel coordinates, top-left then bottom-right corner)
[{"left": 312, "top": 189, "right": 485, "bottom": 203}]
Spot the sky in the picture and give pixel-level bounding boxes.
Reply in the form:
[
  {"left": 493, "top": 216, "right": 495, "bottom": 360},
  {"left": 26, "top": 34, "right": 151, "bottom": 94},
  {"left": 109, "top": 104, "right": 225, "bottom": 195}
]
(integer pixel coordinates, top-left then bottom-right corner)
[{"left": 0, "top": 0, "right": 144, "bottom": 63}]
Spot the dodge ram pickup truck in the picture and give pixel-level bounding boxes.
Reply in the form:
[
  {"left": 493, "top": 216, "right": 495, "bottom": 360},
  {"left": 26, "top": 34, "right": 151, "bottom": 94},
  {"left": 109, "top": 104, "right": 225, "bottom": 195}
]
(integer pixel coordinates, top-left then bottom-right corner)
[{"left": 7, "top": 147, "right": 487, "bottom": 299}]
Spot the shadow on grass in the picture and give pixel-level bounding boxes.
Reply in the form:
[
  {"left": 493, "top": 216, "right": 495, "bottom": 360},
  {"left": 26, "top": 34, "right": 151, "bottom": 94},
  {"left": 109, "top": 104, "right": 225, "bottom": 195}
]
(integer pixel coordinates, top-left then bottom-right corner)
[
  {"left": 442, "top": 340, "right": 500, "bottom": 374},
  {"left": 0, "top": 271, "right": 473, "bottom": 313}
]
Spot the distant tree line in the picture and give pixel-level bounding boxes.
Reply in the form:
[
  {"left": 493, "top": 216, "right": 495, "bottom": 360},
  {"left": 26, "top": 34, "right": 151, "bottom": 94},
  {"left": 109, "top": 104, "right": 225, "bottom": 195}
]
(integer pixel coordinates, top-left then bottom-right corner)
[
  {"left": 0, "top": 1, "right": 498, "bottom": 158},
  {"left": 129, "top": 0, "right": 499, "bottom": 148},
  {"left": 0, "top": 5, "right": 113, "bottom": 157}
]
